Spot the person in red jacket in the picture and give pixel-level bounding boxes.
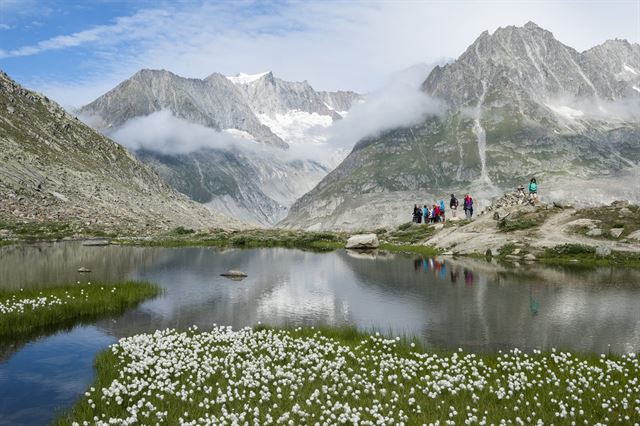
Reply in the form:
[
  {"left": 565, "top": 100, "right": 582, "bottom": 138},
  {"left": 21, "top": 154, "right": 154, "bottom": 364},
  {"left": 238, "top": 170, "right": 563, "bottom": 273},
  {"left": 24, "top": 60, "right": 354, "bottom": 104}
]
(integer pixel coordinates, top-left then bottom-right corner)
[
  {"left": 433, "top": 204, "right": 441, "bottom": 223},
  {"left": 463, "top": 194, "right": 474, "bottom": 218}
]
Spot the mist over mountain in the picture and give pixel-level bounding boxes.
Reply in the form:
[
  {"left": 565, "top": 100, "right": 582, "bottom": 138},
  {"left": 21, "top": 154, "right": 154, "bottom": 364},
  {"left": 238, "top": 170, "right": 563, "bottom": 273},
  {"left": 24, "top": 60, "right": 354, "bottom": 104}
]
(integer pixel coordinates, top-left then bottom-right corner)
[
  {"left": 79, "top": 70, "right": 362, "bottom": 225},
  {"left": 282, "top": 22, "right": 640, "bottom": 231}
]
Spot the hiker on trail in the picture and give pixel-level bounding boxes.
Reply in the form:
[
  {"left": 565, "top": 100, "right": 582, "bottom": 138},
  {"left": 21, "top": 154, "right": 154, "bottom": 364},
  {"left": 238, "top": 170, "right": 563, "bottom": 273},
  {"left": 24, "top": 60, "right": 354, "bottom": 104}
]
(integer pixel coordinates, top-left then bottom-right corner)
[
  {"left": 423, "top": 205, "right": 429, "bottom": 224},
  {"left": 450, "top": 194, "right": 459, "bottom": 217},
  {"left": 528, "top": 178, "right": 538, "bottom": 203},
  {"left": 439, "top": 199, "right": 446, "bottom": 223},
  {"left": 433, "top": 203, "right": 441, "bottom": 223},
  {"left": 413, "top": 204, "right": 420, "bottom": 223},
  {"left": 463, "top": 194, "right": 474, "bottom": 218}
]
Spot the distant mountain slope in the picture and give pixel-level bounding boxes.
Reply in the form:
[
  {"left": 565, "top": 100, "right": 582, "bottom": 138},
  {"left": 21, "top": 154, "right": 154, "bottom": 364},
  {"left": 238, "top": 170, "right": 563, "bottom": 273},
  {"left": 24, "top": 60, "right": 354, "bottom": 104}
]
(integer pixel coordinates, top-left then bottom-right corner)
[
  {"left": 80, "top": 69, "right": 286, "bottom": 148},
  {"left": 282, "top": 22, "right": 640, "bottom": 231},
  {"left": 0, "top": 71, "right": 240, "bottom": 232},
  {"left": 80, "top": 70, "right": 362, "bottom": 226}
]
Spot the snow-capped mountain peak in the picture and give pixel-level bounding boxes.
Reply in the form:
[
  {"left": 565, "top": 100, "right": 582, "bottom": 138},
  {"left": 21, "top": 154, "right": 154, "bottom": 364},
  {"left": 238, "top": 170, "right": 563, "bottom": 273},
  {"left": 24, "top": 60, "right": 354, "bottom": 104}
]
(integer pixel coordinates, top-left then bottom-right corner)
[{"left": 226, "top": 72, "right": 270, "bottom": 84}]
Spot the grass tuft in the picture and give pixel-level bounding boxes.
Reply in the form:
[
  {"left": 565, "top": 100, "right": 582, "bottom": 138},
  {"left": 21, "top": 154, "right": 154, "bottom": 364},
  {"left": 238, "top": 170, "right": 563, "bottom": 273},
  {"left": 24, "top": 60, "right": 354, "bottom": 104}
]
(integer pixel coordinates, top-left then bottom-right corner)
[{"left": 0, "top": 281, "right": 160, "bottom": 341}]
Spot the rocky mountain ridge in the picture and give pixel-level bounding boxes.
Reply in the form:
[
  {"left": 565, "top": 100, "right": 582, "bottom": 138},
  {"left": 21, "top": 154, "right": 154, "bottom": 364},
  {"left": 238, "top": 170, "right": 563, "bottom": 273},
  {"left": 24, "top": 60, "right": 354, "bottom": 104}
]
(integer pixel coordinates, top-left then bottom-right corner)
[
  {"left": 0, "top": 70, "right": 241, "bottom": 233},
  {"left": 80, "top": 70, "right": 362, "bottom": 226},
  {"left": 282, "top": 22, "right": 640, "bottom": 231}
]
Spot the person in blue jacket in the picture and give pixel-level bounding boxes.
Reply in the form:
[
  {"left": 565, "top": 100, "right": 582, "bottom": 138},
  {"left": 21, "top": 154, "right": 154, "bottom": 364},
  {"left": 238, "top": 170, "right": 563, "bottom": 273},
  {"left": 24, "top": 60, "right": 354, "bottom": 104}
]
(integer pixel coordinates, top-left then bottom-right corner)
[{"left": 528, "top": 177, "right": 538, "bottom": 203}]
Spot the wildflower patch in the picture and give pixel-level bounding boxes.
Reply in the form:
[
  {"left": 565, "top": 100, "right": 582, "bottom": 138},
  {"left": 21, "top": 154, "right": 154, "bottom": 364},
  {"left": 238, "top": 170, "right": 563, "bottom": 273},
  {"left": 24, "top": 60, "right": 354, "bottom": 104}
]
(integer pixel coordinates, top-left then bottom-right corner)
[
  {"left": 58, "top": 326, "right": 640, "bottom": 425},
  {"left": 0, "top": 281, "right": 160, "bottom": 339}
]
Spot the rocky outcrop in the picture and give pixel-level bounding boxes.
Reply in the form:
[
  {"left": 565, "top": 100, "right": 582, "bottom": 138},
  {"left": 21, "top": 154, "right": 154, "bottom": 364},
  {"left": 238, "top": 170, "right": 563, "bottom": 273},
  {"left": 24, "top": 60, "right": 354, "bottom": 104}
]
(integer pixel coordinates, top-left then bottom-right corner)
[{"left": 0, "top": 70, "right": 241, "bottom": 232}]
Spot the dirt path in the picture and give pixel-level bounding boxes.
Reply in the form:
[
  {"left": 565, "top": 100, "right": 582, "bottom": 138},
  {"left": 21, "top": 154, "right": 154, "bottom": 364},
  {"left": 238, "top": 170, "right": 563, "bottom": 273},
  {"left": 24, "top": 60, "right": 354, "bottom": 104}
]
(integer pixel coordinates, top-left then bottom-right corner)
[
  {"left": 427, "top": 205, "right": 640, "bottom": 255},
  {"left": 532, "top": 209, "right": 640, "bottom": 252}
]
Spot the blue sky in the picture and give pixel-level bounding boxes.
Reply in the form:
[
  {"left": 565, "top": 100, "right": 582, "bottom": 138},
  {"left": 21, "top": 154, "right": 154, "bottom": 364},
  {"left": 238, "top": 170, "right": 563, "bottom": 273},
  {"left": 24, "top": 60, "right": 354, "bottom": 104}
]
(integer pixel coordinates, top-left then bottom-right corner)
[{"left": 1, "top": 0, "right": 639, "bottom": 107}]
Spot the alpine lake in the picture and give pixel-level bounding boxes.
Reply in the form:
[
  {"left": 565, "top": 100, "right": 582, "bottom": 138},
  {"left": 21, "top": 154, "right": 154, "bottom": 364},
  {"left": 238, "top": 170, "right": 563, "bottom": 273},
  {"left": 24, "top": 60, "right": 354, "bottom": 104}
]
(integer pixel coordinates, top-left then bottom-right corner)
[{"left": 1, "top": 242, "right": 639, "bottom": 425}]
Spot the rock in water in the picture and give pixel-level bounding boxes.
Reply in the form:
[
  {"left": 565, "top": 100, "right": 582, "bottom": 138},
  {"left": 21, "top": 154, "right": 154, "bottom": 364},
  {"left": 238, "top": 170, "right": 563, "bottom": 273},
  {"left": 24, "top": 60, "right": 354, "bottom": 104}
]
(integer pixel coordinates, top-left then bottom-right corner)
[
  {"left": 82, "top": 239, "right": 110, "bottom": 246},
  {"left": 595, "top": 246, "right": 611, "bottom": 258},
  {"left": 220, "top": 270, "right": 248, "bottom": 278},
  {"left": 345, "top": 234, "right": 379, "bottom": 249},
  {"left": 77, "top": 267, "right": 91, "bottom": 273}
]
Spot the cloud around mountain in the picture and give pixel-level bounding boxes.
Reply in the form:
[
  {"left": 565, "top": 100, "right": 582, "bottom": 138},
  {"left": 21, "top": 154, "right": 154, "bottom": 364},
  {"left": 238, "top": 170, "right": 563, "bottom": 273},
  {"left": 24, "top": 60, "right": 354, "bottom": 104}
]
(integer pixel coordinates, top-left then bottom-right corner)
[
  {"left": 107, "top": 110, "right": 254, "bottom": 155},
  {"left": 325, "top": 63, "right": 445, "bottom": 149}
]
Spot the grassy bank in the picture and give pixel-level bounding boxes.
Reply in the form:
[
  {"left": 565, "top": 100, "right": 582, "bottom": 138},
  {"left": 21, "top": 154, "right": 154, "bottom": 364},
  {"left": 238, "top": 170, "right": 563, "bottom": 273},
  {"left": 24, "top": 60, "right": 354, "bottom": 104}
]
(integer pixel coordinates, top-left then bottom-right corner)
[
  {"left": 537, "top": 244, "right": 640, "bottom": 267},
  {"left": 0, "top": 219, "right": 119, "bottom": 242},
  {"left": 57, "top": 326, "right": 639, "bottom": 425},
  {"left": 0, "top": 281, "right": 160, "bottom": 340},
  {"left": 117, "top": 228, "right": 347, "bottom": 251}
]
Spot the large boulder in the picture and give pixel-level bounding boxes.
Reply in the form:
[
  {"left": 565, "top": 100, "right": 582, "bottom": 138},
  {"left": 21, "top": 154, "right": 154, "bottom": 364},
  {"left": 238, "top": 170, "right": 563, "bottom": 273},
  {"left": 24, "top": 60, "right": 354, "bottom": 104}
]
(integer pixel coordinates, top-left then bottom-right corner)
[{"left": 345, "top": 233, "right": 379, "bottom": 249}]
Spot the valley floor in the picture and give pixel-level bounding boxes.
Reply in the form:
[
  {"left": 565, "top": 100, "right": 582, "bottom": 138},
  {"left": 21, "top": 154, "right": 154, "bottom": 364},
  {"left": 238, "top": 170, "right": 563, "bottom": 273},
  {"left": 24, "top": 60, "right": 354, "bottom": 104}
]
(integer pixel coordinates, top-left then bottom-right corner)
[{"left": 1, "top": 200, "right": 640, "bottom": 266}]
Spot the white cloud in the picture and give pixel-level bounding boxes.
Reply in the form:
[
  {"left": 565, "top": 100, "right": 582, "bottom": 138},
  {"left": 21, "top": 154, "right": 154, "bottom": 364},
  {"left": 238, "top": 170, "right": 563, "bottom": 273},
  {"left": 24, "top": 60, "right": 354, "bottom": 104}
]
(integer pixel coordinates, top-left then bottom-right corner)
[
  {"left": 326, "top": 63, "right": 445, "bottom": 148},
  {"left": 106, "top": 109, "right": 254, "bottom": 155},
  {"left": 546, "top": 95, "right": 640, "bottom": 122},
  {"left": 0, "top": 23, "right": 12, "bottom": 30},
  {"left": 15, "top": 1, "right": 639, "bottom": 107}
]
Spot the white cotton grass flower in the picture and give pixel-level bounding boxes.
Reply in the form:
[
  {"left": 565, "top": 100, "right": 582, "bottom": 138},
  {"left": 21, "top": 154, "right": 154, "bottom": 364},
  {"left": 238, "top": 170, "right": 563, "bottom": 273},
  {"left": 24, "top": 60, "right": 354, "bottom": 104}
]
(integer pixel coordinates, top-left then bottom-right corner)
[{"left": 61, "top": 326, "right": 640, "bottom": 425}]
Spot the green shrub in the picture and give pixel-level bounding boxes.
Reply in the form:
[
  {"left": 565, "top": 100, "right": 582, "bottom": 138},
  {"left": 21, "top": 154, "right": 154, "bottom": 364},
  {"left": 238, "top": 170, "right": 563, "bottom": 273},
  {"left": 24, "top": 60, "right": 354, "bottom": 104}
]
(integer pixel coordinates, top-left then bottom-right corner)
[
  {"left": 498, "top": 219, "right": 538, "bottom": 232},
  {"left": 169, "top": 226, "right": 195, "bottom": 235},
  {"left": 548, "top": 244, "right": 596, "bottom": 256}
]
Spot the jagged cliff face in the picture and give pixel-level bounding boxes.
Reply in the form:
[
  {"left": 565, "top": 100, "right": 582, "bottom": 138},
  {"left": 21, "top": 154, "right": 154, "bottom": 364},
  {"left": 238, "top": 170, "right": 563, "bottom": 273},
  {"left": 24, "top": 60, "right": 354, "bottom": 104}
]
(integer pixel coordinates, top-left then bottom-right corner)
[
  {"left": 282, "top": 22, "right": 640, "bottom": 231},
  {"left": 81, "top": 70, "right": 361, "bottom": 226},
  {"left": 81, "top": 70, "right": 286, "bottom": 147},
  {"left": 0, "top": 71, "right": 240, "bottom": 232}
]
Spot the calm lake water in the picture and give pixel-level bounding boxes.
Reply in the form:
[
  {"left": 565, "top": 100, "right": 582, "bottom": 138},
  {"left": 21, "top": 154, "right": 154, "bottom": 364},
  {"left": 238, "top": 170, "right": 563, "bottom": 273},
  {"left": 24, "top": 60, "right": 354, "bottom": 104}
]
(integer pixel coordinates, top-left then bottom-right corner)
[{"left": 1, "top": 242, "right": 640, "bottom": 425}]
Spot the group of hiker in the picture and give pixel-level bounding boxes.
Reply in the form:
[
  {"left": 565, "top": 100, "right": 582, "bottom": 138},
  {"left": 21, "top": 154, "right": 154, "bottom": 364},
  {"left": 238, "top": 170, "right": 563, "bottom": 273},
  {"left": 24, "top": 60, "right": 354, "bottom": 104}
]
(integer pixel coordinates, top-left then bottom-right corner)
[
  {"left": 411, "top": 178, "right": 539, "bottom": 224},
  {"left": 412, "top": 194, "right": 474, "bottom": 224}
]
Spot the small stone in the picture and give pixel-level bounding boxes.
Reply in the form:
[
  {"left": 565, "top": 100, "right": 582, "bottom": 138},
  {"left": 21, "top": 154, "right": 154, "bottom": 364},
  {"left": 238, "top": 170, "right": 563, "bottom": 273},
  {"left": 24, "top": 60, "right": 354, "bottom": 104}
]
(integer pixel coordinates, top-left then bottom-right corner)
[
  {"left": 595, "top": 245, "right": 611, "bottom": 258},
  {"left": 512, "top": 248, "right": 521, "bottom": 255},
  {"left": 82, "top": 239, "right": 110, "bottom": 246},
  {"left": 220, "top": 270, "right": 248, "bottom": 277},
  {"left": 586, "top": 228, "right": 603, "bottom": 237},
  {"left": 77, "top": 267, "right": 91, "bottom": 273},
  {"left": 610, "top": 228, "right": 624, "bottom": 239},
  {"left": 627, "top": 230, "right": 640, "bottom": 241},
  {"left": 523, "top": 253, "right": 536, "bottom": 261}
]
